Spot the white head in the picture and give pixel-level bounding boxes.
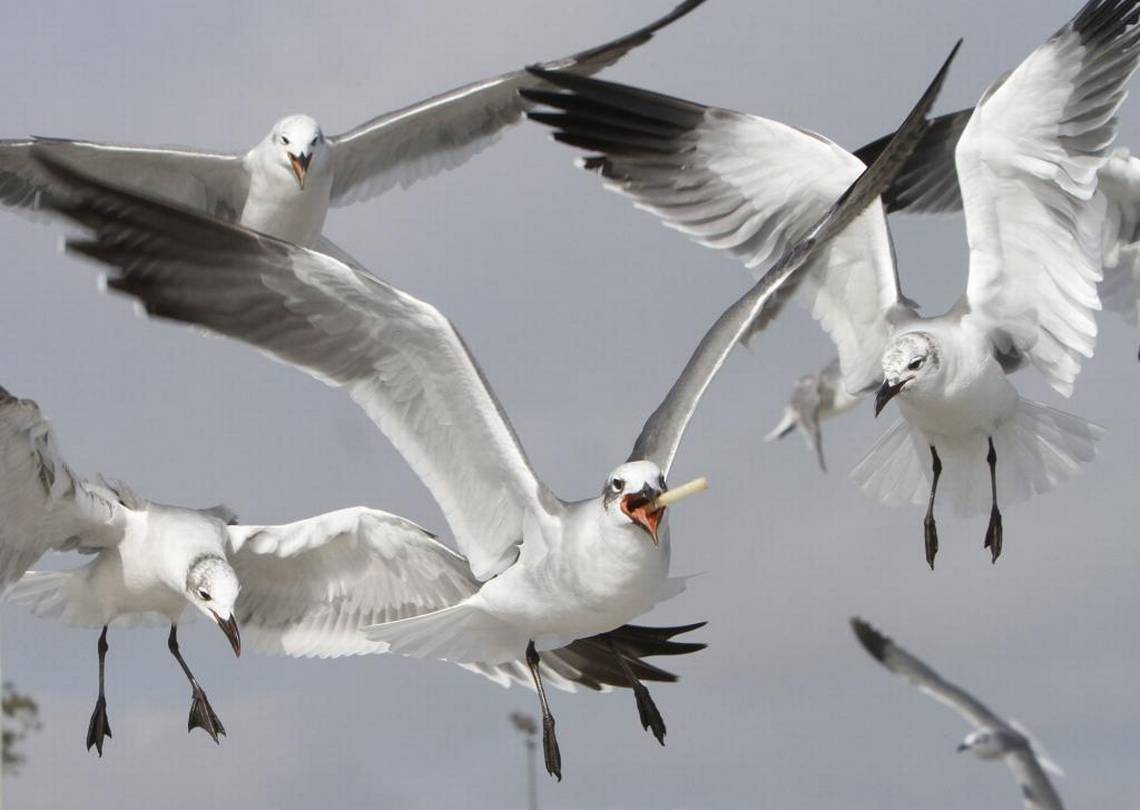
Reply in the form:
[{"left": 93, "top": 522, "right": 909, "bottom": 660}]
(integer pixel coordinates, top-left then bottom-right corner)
[
  {"left": 601, "top": 460, "right": 668, "bottom": 545},
  {"left": 875, "top": 332, "right": 942, "bottom": 416},
  {"left": 957, "top": 729, "right": 1008, "bottom": 760},
  {"left": 185, "top": 554, "right": 242, "bottom": 657},
  {"left": 266, "top": 114, "right": 326, "bottom": 190}
]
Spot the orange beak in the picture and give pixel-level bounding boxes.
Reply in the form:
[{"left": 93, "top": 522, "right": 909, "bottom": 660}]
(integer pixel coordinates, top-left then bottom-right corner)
[
  {"left": 621, "top": 491, "right": 665, "bottom": 545},
  {"left": 288, "top": 152, "right": 311, "bottom": 189}
]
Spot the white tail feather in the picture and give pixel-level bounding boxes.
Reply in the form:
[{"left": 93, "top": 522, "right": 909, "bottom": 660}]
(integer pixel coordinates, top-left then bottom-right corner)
[
  {"left": 851, "top": 399, "right": 1103, "bottom": 516},
  {"left": 364, "top": 600, "right": 526, "bottom": 665}
]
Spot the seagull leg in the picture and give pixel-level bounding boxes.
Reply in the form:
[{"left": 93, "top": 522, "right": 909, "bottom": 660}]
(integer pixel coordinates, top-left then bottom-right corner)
[
  {"left": 608, "top": 637, "right": 666, "bottom": 745},
  {"left": 924, "top": 445, "right": 942, "bottom": 570},
  {"left": 167, "top": 625, "right": 226, "bottom": 743},
  {"left": 86, "top": 626, "right": 112, "bottom": 756},
  {"left": 984, "top": 437, "right": 1003, "bottom": 563},
  {"left": 526, "top": 640, "right": 562, "bottom": 781}
]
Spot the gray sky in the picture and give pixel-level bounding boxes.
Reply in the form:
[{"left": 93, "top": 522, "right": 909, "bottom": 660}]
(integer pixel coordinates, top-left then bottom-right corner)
[{"left": 2, "top": 1, "right": 1138, "bottom": 807}]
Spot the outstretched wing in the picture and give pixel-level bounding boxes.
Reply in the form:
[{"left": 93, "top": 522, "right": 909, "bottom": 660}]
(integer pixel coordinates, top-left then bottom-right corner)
[
  {"left": 959, "top": 0, "right": 1140, "bottom": 395},
  {"left": 328, "top": 1, "right": 704, "bottom": 206},
  {"left": 523, "top": 64, "right": 912, "bottom": 396},
  {"left": 0, "top": 387, "right": 127, "bottom": 591},
  {"left": 227, "top": 507, "right": 480, "bottom": 658},
  {"left": 1005, "top": 748, "right": 1065, "bottom": 810},
  {"left": 0, "top": 138, "right": 246, "bottom": 221},
  {"left": 622, "top": 46, "right": 956, "bottom": 474},
  {"left": 37, "top": 155, "right": 558, "bottom": 582},
  {"left": 850, "top": 618, "right": 1004, "bottom": 730}
]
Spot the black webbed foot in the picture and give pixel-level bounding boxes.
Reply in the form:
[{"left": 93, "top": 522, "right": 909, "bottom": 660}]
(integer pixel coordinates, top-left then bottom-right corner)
[
  {"left": 924, "top": 515, "right": 939, "bottom": 570},
  {"left": 632, "top": 681, "right": 666, "bottom": 745},
  {"left": 541, "top": 713, "right": 562, "bottom": 781},
  {"left": 86, "top": 695, "right": 112, "bottom": 757},
  {"left": 187, "top": 685, "right": 226, "bottom": 743},
  {"left": 984, "top": 505, "right": 1003, "bottom": 563}
]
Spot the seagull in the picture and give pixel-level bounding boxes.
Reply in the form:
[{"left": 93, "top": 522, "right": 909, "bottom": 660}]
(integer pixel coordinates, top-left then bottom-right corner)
[
  {"left": 25, "top": 39, "right": 952, "bottom": 777},
  {"left": 0, "top": 386, "right": 242, "bottom": 754},
  {"left": 762, "top": 358, "right": 862, "bottom": 472},
  {"left": 0, "top": 1, "right": 703, "bottom": 247},
  {"left": 0, "top": 384, "right": 707, "bottom": 755},
  {"left": 523, "top": 0, "right": 1140, "bottom": 568},
  {"left": 851, "top": 618, "right": 1066, "bottom": 810}
]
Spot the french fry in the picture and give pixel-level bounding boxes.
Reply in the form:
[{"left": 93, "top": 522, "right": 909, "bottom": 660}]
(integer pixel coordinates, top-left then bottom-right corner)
[{"left": 651, "top": 476, "right": 709, "bottom": 509}]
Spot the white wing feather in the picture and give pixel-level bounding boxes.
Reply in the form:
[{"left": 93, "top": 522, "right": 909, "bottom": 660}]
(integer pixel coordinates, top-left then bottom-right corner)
[
  {"left": 959, "top": 4, "right": 1140, "bottom": 394},
  {"left": 0, "top": 391, "right": 126, "bottom": 591}
]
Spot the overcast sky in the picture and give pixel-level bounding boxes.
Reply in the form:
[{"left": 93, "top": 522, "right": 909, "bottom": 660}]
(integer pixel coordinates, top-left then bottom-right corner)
[{"left": 1, "top": 1, "right": 1138, "bottom": 808}]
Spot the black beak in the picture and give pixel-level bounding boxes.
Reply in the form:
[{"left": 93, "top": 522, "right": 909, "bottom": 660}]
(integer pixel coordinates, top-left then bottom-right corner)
[
  {"left": 288, "top": 152, "right": 312, "bottom": 189},
  {"left": 956, "top": 743, "right": 968, "bottom": 753},
  {"left": 212, "top": 611, "right": 241, "bottom": 658},
  {"left": 874, "top": 379, "right": 906, "bottom": 417}
]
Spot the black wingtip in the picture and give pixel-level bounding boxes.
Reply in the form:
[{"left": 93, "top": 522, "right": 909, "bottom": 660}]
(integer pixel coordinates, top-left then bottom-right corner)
[{"left": 850, "top": 617, "right": 890, "bottom": 663}]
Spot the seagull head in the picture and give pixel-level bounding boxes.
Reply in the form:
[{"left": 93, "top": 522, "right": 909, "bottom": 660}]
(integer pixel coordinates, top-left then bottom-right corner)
[
  {"left": 957, "top": 729, "right": 1005, "bottom": 760},
  {"left": 602, "top": 460, "right": 667, "bottom": 545},
  {"left": 876, "top": 332, "right": 941, "bottom": 416},
  {"left": 269, "top": 114, "right": 326, "bottom": 190},
  {"left": 186, "top": 554, "right": 242, "bottom": 657}
]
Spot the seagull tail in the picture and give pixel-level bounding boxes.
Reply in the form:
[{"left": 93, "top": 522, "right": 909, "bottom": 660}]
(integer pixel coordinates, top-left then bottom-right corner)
[
  {"left": 851, "top": 399, "right": 1104, "bottom": 516},
  {"left": 458, "top": 621, "right": 709, "bottom": 695},
  {"left": 6, "top": 570, "right": 99, "bottom": 627}
]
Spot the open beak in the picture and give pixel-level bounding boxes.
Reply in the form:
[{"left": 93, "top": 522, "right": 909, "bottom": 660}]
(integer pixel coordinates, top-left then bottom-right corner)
[
  {"left": 621, "top": 486, "right": 665, "bottom": 546},
  {"left": 288, "top": 152, "right": 311, "bottom": 189},
  {"left": 874, "top": 378, "right": 908, "bottom": 417},
  {"left": 211, "top": 611, "right": 241, "bottom": 658}
]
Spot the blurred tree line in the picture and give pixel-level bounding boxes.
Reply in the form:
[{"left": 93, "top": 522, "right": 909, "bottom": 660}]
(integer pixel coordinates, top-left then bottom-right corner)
[{"left": 3, "top": 683, "right": 40, "bottom": 772}]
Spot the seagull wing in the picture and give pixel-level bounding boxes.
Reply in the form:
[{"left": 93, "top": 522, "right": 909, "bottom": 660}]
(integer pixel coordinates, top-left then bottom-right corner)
[
  {"left": 622, "top": 46, "right": 955, "bottom": 474},
  {"left": 0, "top": 138, "right": 246, "bottom": 221},
  {"left": 227, "top": 507, "right": 480, "bottom": 658},
  {"left": 959, "top": 0, "right": 1140, "bottom": 396},
  {"left": 0, "top": 388, "right": 128, "bottom": 590},
  {"left": 850, "top": 618, "right": 1005, "bottom": 730},
  {"left": 37, "top": 156, "right": 558, "bottom": 582},
  {"left": 523, "top": 66, "right": 916, "bottom": 397},
  {"left": 327, "top": 1, "right": 703, "bottom": 206},
  {"left": 854, "top": 108, "right": 973, "bottom": 214},
  {"left": 1004, "top": 748, "right": 1066, "bottom": 810}
]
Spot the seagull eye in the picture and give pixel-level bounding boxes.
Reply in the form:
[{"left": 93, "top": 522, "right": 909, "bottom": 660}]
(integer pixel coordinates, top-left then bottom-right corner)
[
  {"left": 310, "top": 137, "right": 318, "bottom": 147},
  {"left": 198, "top": 590, "right": 212, "bottom": 601},
  {"left": 907, "top": 358, "right": 924, "bottom": 371},
  {"left": 281, "top": 136, "right": 290, "bottom": 146},
  {"left": 610, "top": 477, "right": 624, "bottom": 493}
]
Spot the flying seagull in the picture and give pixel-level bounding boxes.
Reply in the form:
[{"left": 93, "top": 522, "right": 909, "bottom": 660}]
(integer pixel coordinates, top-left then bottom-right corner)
[
  {"left": 0, "top": 1, "right": 703, "bottom": 247},
  {"left": 0, "top": 387, "right": 241, "bottom": 754},
  {"left": 26, "top": 37, "right": 952, "bottom": 777},
  {"left": 523, "top": 0, "right": 1139, "bottom": 568},
  {"left": 762, "top": 358, "right": 862, "bottom": 472},
  {"left": 851, "top": 618, "right": 1065, "bottom": 810},
  {"left": 0, "top": 385, "right": 706, "bottom": 756}
]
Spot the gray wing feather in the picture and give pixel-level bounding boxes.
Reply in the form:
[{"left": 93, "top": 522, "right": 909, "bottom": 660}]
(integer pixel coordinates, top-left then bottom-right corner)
[
  {"left": 627, "top": 44, "right": 958, "bottom": 474},
  {"left": 1005, "top": 749, "right": 1065, "bottom": 810},
  {"left": 851, "top": 618, "right": 1005, "bottom": 730},
  {"left": 33, "top": 150, "right": 555, "bottom": 582},
  {"left": 0, "top": 137, "right": 246, "bottom": 221},
  {"left": 854, "top": 108, "right": 973, "bottom": 214},
  {"left": 328, "top": 1, "right": 704, "bottom": 206}
]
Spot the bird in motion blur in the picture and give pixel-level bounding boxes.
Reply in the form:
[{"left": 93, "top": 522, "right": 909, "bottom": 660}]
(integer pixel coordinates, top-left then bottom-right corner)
[{"left": 851, "top": 618, "right": 1065, "bottom": 810}]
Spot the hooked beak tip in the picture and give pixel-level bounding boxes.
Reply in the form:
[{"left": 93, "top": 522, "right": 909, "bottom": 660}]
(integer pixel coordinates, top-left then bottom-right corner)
[
  {"left": 213, "top": 612, "right": 241, "bottom": 658},
  {"left": 874, "top": 379, "right": 905, "bottom": 417}
]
